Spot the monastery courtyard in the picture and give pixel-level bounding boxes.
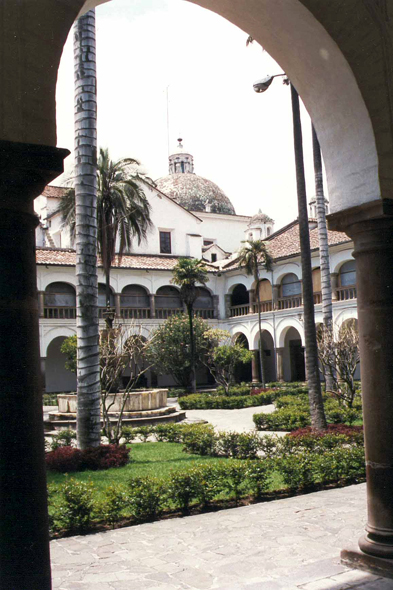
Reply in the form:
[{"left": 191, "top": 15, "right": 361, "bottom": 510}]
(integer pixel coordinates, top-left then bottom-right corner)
[
  {"left": 51, "top": 483, "right": 391, "bottom": 590},
  {"left": 49, "top": 407, "right": 392, "bottom": 590}
]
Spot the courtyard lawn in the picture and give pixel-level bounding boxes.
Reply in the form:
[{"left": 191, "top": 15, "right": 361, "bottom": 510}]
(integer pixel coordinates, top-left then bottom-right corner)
[{"left": 47, "top": 442, "right": 232, "bottom": 497}]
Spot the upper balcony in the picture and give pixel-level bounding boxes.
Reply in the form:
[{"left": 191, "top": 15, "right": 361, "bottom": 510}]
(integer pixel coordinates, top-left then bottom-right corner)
[{"left": 228, "top": 263, "right": 357, "bottom": 318}]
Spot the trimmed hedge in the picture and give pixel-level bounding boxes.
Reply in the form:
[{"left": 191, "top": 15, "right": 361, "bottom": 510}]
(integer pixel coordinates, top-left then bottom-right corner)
[
  {"left": 179, "top": 391, "right": 273, "bottom": 410},
  {"left": 49, "top": 444, "right": 366, "bottom": 535}
]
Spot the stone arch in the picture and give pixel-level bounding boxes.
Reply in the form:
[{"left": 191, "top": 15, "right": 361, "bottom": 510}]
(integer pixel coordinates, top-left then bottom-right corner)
[
  {"left": 232, "top": 332, "right": 252, "bottom": 383},
  {"left": 45, "top": 334, "right": 77, "bottom": 393},
  {"left": 43, "top": 326, "right": 77, "bottom": 356},
  {"left": 274, "top": 265, "right": 302, "bottom": 285},
  {"left": 44, "top": 282, "right": 76, "bottom": 319},
  {"left": 276, "top": 319, "right": 305, "bottom": 348},
  {"left": 230, "top": 284, "right": 249, "bottom": 307}
]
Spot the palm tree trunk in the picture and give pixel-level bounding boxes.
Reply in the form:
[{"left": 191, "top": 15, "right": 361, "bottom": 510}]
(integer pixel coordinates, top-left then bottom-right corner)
[
  {"left": 312, "top": 125, "right": 335, "bottom": 392},
  {"left": 74, "top": 10, "right": 101, "bottom": 449},
  {"left": 187, "top": 303, "right": 197, "bottom": 393},
  {"left": 256, "top": 283, "right": 266, "bottom": 387},
  {"left": 290, "top": 84, "right": 327, "bottom": 430}
]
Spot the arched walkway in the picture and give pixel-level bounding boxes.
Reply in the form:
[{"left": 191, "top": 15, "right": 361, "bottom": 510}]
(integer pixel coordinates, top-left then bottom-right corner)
[
  {"left": 3, "top": 0, "right": 393, "bottom": 585},
  {"left": 283, "top": 326, "right": 305, "bottom": 382},
  {"left": 45, "top": 336, "right": 77, "bottom": 393}
]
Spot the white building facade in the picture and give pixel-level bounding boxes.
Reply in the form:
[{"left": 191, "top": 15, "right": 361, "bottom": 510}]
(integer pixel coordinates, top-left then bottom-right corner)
[{"left": 35, "top": 141, "right": 358, "bottom": 392}]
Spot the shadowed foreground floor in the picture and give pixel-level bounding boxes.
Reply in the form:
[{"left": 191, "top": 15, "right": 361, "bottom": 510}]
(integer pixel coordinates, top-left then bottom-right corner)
[{"left": 51, "top": 483, "right": 393, "bottom": 590}]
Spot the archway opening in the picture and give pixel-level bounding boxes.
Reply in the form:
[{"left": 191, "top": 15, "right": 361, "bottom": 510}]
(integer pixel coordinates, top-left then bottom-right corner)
[
  {"left": 45, "top": 336, "right": 77, "bottom": 393},
  {"left": 233, "top": 333, "right": 252, "bottom": 383},
  {"left": 283, "top": 326, "right": 305, "bottom": 382}
]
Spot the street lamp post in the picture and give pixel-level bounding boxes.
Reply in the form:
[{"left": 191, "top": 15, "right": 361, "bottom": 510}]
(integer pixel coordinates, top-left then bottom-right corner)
[{"left": 254, "top": 75, "right": 326, "bottom": 430}]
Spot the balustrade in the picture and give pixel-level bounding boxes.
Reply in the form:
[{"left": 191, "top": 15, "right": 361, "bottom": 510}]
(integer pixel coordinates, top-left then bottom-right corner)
[
  {"left": 120, "top": 308, "right": 151, "bottom": 319},
  {"left": 229, "top": 304, "right": 250, "bottom": 317},
  {"left": 251, "top": 301, "right": 273, "bottom": 313},
  {"left": 336, "top": 286, "right": 357, "bottom": 300},
  {"left": 44, "top": 306, "right": 76, "bottom": 319},
  {"left": 313, "top": 292, "right": 322, "bottom": 304},
  {"left": 277, "top": 296, "right": 302, "bottom": 310},
  {"left": 195, "top": 308, "right": 214, "bottom": 319}
]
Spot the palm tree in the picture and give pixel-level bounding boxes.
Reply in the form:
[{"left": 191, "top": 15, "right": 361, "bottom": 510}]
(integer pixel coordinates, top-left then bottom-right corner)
[
  {"left": 237, "top": 240, "right": 273, "bottom": 387},
  {"left": 58, "top": 147, "right": 153, "bottom": 328},
  {"left": 171, "top": 258, "right": 209, "bottom": 393},
  {"left": 74, "top": 9, "right": 101, "bottom": 449},
  {"left": 290, "top": 84, "right": 327, "bottom": 430},
  {"left": 312, "top": 125, "right": 334, "bottom": 393}
]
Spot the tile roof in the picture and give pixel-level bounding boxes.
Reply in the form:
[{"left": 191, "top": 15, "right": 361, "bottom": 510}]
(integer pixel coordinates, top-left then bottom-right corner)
[
  {"left": 36, "top": 249, "right": 217, "bottom": 271},
  {"left": 42, "top": 186, "right": 69, "bottom": 198},
  {"left": 222, "top": 220, "right": 350, "bottom": 271}
]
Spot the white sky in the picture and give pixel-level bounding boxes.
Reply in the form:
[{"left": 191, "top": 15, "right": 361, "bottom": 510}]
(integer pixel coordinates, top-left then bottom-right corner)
[{"left": 55, "top": 0, "right": 326, "bottom": 230}]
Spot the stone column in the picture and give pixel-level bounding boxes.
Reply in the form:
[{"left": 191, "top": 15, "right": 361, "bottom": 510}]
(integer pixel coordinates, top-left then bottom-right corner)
[
  {"left": 329, "top": 203, "right": 393, "bottom": 569},
  {"left": 150, "top": 294, "right": 156, "bottom": 318},
  {"left": 272, "top": 284, "right": 280, "bottom": 310},
  {"left": 213, "top": 295, "right": 219, "bottom": 319},
  {"left": 276, "top": 347, "right": 284, "bottom": 381},
  {"left": 225, "top": 294, "right": 231, "bottom": 318},
  {"left": 0, "top": 140, "right": 69, "bottom": 590},
  {"left": 330, "top": 272, "right": 339, "bottom": 301},
  {"left": 115, "top": 293, "right": 121, "bottom": 318},
  {"left": 251, "top": 350, "right": 260, "bottom": 383},
  {"left": 248, "top": 289, "right": 255, "bottom": 314},
  {"left": 38, "top": 291, "right": 45, "bottom": 318}
]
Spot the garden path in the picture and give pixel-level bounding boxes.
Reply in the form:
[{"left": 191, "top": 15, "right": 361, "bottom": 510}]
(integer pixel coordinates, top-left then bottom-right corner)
[
  {"left": 171, "top": 399, "right": 284, "bottom": 435},
  {"left": 51, "top": 482, "right": 392, "bottom": 589}
]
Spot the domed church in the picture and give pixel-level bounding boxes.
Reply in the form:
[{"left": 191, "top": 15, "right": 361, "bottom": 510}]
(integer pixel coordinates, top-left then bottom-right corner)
[{"left": 156, "top": 139, "right": 236, "bottom": 215}]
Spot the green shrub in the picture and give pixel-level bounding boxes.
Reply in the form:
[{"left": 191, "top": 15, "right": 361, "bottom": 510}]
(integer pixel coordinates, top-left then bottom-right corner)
[
  {"left": 50, "top": 429, "right": 77, "bottom": 451},
  {"left": 217, "top": 385, "right": 251, "bottom": 397},
  {"left": 274, "top": 394, "right": 309, "bottom": 409},
  {"left": 153, "top": 423, "right": 185, "bottom": 443},
  {"left": 122, "top": 427, "right": 138, "bottom": 444},
  {"left": 215, "top": 431, "right": 261, "bottom": 459},
  {"left": 100, "top": 484, "right": 127, "bottom": 526},
  {"left": 134, "top": 426, "right": 154, "bottom": 442},
  {"left": 168, "top": 470, "right": 200, "bottom": 514},
  {"left": 182, "top": 424, "right": 217, "bottom": 456},
  {"left": 278, "top": 453, "right": 314, "bottom": 490},
  {"left": 179, "top": 392, "right": 273, "bottom": 410},
  {"left": 53, "top": 478, "right": 96, "bottom": 533},
  {"left": 221, "top": 460, "right": 248, "bottom": 505},
  {"left": 245, "top": 459, "right": 272, "bottom": 499},
  {"left": 191, "top": 464, "right": 224, "bottom": 507},
  {"left": 128, "top": 476, "right": 168, "bottom": 522},
  {"left": 253, "top": 408, "right": 311, "bottom": 431}
]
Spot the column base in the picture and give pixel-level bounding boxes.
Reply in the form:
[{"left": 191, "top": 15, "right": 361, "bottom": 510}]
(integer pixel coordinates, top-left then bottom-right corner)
[
  {"left": 359, "top": 532, "right": 393, "bottom": 559},
  {"left": 341, "top": 545, "right": 393, "bottom": 580}
]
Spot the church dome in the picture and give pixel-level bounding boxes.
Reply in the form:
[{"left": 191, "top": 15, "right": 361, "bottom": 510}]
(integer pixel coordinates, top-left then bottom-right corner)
[
  {"left": 249, "top": 209, "right": 274, "bottom": 226},
  {"left": 155, "top": 139, "right": 236, "bottom": 215}
]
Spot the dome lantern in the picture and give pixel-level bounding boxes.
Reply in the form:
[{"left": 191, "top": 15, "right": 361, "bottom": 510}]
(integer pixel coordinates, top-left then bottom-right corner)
[{"left": 168, "top": 138, "right": 194, "bottom": 175}]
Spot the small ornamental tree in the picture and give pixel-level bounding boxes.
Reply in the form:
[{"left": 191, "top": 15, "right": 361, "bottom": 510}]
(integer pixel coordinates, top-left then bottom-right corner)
[
  {"left": 61, "top": 335, "right": 77, "bottom": 373},
  {"left": 147, "top": 314, "right": 212, "bottom": 388},
  {"left": 202, "top": 329, "right": 253, "bottom": 393},
  {"left": 61, "top": 325, "right": 153, "bottom": 444},
  {"left": 171, "top": 258, "right": 209, "bottom": 392},
  {"left": 317, "top": 320, "right": 360, "bottom": 408}
]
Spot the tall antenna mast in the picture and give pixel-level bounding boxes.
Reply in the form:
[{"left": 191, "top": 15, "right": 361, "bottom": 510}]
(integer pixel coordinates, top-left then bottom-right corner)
[{"left": 166, "top": 85, "right": 170, "bottom": 158}]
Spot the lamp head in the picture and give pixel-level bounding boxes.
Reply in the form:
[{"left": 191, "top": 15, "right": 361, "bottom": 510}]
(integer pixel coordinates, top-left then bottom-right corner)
[{"left": 253, "top": 75, "right": 275, "bottom": 93}]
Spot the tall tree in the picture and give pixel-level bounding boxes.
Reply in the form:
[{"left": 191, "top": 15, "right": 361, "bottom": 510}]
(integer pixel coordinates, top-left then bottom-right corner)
[
  {"left": 290, "top": 84, "right": 327, "bottom": 430},
  {"left": 171, "top": 258, "right": 209, "bottom": 393},
  {"left": 97, "top": 148, "right": 152, "bottom": 320},
  {"left": 74, "top": 9, "right": 101, "bottom": 449},
  {"left": 237, "top": 240, "right": 273, "bottom": 387},
  {"left": 58, "top": 148, "right": 152, "bottom": 328},
  {"left": 312, "top": 125, "right": 334, "bottom": 392}
]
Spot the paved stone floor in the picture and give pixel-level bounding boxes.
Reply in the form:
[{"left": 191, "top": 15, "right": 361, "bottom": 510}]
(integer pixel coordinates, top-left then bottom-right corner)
[
  {"left": 51, "top": 483, "right": 393, "bottom": 590},
  {"left": 173, "top": 401, "right": 279, "bottom": 434}
]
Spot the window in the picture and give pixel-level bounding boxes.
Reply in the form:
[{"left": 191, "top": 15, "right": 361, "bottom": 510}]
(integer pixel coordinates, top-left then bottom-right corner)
[
  {"left": 281, "top": 273, "right": 302, "bottom": 297},
  {"left": 159, "top": 231, "right": 171, "bottom": 254},
  {"left": 211, "top": 253, "right": 217, "bottom": 262},
  {"left": 266, "top": 227, "right": 271, "bottom": 236},
  {"left": 339, "top": 260, "right": 356, "bottom": 286},
  {"left": 204, "top": 239, "right": 214, "bottom": 246}
]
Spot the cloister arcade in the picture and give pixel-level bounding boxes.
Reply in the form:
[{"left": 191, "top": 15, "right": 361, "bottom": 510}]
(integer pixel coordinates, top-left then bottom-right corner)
[{"left": 2, "top": 0, "right": 393, "bottom": 587}]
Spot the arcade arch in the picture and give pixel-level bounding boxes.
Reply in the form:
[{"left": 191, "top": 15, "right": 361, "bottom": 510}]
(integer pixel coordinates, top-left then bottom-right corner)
[{"left": 45, "top": 336, "right": 77, "bottom": 393}]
